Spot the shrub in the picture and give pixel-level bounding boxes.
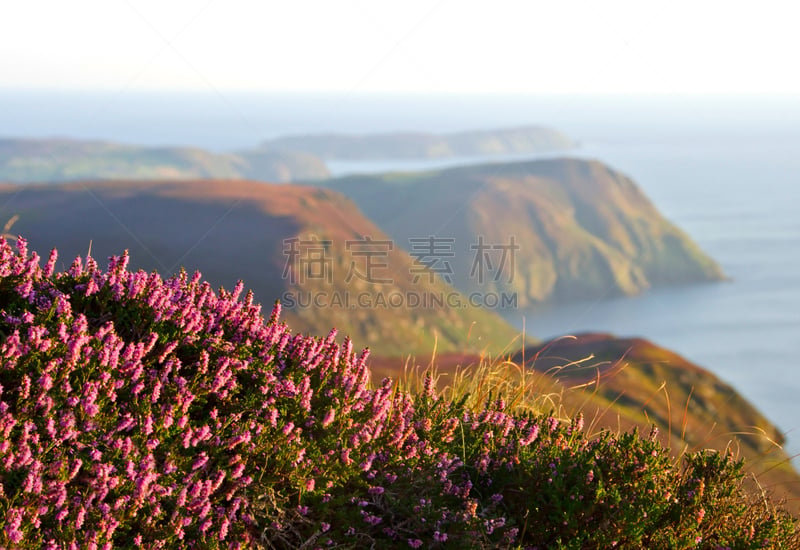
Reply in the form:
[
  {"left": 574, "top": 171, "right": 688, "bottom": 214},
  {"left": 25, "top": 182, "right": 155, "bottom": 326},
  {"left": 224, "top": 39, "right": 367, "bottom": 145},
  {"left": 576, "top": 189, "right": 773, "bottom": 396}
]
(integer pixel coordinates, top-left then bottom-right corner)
[{"left": 0, "top": 237, "right": 796, "bottom": 548}]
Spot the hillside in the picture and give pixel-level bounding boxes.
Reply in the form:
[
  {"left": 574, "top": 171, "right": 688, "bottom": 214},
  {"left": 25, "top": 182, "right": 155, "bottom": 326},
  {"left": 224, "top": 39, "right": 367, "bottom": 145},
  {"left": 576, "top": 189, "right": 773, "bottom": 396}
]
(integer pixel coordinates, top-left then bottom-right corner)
[
  {"left": 2, "top": 238, "right": 796, "bottom": 547},
  {"left": 0, "top": 179, "right": 517, "bottom": 356},
  {"left": 0, "top": 138, "right": 330, "bottom": 183},
  {"left": 324, "top": 158, "right": 725, "bottom": 307},
  {"left": 259, "top": 125, "right": 576, "bottom": 160},
  {"left": 513, "top": 334, "right": 789, "bottom": 462},
  {"left": 370, "top": 333, "right": 800, "bottom": 514}
]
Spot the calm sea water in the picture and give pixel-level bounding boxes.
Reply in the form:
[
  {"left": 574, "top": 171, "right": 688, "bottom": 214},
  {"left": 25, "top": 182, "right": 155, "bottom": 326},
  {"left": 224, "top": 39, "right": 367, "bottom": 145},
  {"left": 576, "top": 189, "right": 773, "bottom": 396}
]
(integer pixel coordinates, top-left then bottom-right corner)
[
  {"left": 505, "top": 137, "right": 800, "bottom": 462},
  {"left": 2, "top": 90, "right": 799, "bottom": 459}
]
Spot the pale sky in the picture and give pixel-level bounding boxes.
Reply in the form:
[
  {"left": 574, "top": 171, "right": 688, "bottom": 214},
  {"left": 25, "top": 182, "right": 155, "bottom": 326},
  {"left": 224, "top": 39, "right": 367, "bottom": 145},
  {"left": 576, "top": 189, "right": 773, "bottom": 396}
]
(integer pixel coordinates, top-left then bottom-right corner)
[{"left": 1, "top": 0, "right": 799, "bottom": 94}]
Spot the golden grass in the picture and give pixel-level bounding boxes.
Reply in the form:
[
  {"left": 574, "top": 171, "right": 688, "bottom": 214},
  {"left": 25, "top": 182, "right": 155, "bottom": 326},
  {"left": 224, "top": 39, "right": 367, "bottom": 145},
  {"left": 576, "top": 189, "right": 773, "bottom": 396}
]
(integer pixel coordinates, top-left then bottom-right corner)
[{"left": 381, "top": 333, "right": 800, "bottom": 516}]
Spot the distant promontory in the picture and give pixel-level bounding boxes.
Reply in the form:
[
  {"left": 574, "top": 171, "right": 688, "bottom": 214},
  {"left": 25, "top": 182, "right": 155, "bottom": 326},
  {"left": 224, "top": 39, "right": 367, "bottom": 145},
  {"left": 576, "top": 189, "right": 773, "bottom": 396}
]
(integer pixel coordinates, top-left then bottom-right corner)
[
  {"left": 0, "top": 138, "right": 330, "bottom": 183},
  {"left": 0, "top": 126, "right": 576, "bottom": 184},
  {"left": 323, "top": 157, "right": 726, "bottom": 307},
  {"left": 258, "top": 125, "right": 576, "bottom": 160}
]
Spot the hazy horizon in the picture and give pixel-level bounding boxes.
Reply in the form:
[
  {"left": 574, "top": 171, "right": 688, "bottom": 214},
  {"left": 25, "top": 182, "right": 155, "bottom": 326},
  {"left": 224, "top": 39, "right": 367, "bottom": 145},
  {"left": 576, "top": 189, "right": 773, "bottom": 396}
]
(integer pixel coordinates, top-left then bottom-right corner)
[{"left": 3, "top": 90, "right": 800, "bottom": 152}]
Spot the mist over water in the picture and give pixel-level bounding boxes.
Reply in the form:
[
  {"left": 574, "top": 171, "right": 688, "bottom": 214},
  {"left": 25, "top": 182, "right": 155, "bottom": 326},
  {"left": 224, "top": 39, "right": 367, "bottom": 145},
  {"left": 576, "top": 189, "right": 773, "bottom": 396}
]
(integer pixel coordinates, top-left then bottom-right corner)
[
  {"left": 3, "top": 90, "right": 800, "bottom": 460},
  {"left": 4, "top": 91, "right": 800, "bottom": 150}
]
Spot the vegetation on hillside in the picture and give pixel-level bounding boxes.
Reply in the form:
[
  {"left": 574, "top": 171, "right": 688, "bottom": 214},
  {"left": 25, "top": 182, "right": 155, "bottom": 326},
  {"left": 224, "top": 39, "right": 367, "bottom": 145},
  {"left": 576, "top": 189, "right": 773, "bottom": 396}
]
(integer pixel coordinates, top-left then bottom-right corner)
[
  {"left": 0, "top": 181, "right": 519, "bottom": 357},
  {"left": 325, "top": 158, "right": 725, "bottom": 306},
  {"left": 0, "top": 238, "right": 796, "bottom": 548},
  {"left": 0, "top": 138, "right": 329, "bottom": 183}
]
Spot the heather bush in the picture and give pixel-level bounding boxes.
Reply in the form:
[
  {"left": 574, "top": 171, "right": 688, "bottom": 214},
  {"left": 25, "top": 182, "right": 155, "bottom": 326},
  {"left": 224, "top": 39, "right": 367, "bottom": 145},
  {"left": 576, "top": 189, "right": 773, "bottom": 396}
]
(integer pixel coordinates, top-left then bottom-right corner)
[{"left": 0, "top": 237, "right": 796, "bottom": 549}]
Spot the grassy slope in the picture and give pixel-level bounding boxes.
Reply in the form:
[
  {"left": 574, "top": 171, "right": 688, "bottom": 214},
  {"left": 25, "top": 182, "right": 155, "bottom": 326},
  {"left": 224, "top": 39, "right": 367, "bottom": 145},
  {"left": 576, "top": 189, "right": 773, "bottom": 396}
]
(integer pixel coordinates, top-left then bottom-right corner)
[
  {"left": 0, "top": 179, "right": 518, "bottom": 357},
  {"left": 0, "top": 138, "right": 329, "bottom": 183},
  {"left": 323, "top": 158, "right": 725, "bottom": 307},
  {"left": 369, "top": 334, "right": 800, "bottom": 516}
]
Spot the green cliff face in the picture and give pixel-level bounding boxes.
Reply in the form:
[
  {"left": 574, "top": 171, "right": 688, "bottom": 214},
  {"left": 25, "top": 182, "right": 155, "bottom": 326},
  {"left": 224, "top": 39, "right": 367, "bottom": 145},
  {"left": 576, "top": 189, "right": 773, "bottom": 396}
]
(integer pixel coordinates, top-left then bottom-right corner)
[{"left": 324, "top": 158, "right": 725, "bottom": 308}]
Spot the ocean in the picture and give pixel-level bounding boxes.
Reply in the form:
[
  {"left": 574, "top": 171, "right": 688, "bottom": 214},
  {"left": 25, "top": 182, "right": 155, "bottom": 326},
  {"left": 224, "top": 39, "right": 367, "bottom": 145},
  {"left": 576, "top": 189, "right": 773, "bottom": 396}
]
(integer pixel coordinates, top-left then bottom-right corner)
[{"left": 2, "top": 90, "right": 799, "bottom": 460}]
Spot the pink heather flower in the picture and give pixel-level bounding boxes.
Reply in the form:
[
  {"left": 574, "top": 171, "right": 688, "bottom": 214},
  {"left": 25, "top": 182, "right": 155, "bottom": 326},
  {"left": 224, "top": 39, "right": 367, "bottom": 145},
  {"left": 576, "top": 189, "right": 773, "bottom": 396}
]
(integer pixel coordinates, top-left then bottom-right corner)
[
  {"left": 151, "top": 380, "right": 162, "bottom": 403},
  {"left": 121, "top": 437, "right": 134, "bottom": 457},
  {"left": 192, "top": 425, "right": 211, "bottom": 445},
  {"left": 521, "top": 424, "right": 540, "bottom": 445},
  {"left": 199, "top": 501, "right": 212, "bottom": 519},
  {"left": 422, "top": 373, "right": 435, "bottom": 397},
  {"left": 4, "top": 507, "right": 24, "bottom": 543},
  {"left": 44, "top": 248, "right": 58, "bottom": 277},
  {"left": 181, "top": 428, "right": 194, "bottom": 449},
  {"left": 21, "top": 460, "right": 43, "bottom": 494},
  {"left": 74, "top": 506, "right": 86, "bottom": 529},
  {"left": 321, "top": 408, "right": 336, "bottom": 427},
  {"left": 368, "top": 486, "right": 385, "bottom": 496},
  {"left": 175, "top": 487, "right": 188, "bottom": 508},
  {"left": 362, "top": 513, "right": 381, "bottom": 526},
  {"left": 68, "top": 458, "right": 83, "bottom": 480},
  {"left": 19, "top": 375, "right": 31, "bottom": 400},
  {"left": 231, "top": 462, "right": 246, "bottom": 480},
  {"left": 84, "top": 277, "right": 99, "bottom": 296},
  {"left": 305, "top": 479, "right": 315, "bottom": 492},
  {"left": 408, "top": 539, "right": 423, "bottom": 548},
  {"left": 433, "top": 531, "right": 448, "bottom": 542},
  {"left": 192, "top": 452, "right": 209, "bottom": 470},
  {"left": 55, "top": 508, "right": 69, "bottom": 523},
  {"left": 360, "top": 458, "right": 374, "bottom": 472},
  {"left": 55, "top": 294, "right": 72, "bottom": 316},
  {"left": 264, "top": 407, "right": 278, "bottom": 427},
  {"left": 219, "top": 517, "right": 230, "bottom": 541}
]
